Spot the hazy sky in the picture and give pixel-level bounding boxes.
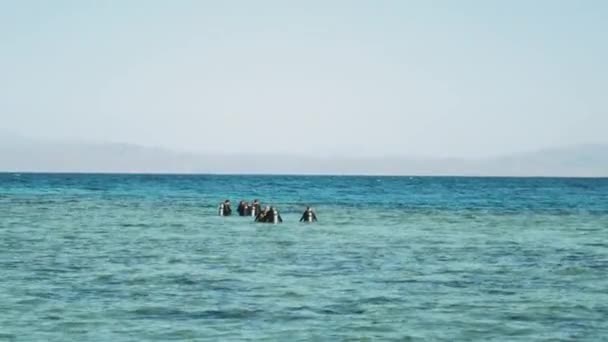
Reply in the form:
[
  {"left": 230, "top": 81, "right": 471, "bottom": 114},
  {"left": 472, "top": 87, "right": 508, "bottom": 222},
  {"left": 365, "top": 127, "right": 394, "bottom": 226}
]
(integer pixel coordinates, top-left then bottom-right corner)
[{"left": 1, "top": 0, "right": 607, "bottom": 158}]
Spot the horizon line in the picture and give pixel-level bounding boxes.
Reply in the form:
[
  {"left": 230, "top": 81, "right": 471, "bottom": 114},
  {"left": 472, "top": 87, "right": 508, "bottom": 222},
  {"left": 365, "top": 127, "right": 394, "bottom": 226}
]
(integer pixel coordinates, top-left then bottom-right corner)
[{"left": 1, "top": 171, "right": 607, "bottom": 179}]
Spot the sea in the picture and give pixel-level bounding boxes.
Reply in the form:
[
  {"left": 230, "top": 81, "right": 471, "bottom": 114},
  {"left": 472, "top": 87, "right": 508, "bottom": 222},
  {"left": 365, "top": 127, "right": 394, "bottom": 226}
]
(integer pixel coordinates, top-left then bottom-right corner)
[{"left": 1, "top": 173, "right": 607, "bottom": 341}]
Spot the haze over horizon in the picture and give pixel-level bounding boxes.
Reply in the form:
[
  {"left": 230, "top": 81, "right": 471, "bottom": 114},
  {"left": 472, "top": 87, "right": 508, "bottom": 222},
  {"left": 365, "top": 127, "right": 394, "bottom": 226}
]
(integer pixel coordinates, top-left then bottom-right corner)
[
  {"left": 1, "top": 131, "right": 607, "bottom": 160},
  {"left": 1, "top": 1, "right": 607, "bottom": 161},
  {"left": 1, "top": 135, "right": 607, "bottom": 176}
]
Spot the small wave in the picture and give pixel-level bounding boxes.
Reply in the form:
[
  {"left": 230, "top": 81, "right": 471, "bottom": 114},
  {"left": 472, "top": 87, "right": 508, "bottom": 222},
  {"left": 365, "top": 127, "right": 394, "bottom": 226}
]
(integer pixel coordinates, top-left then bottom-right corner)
[
  {"left": 482, "top": 289, "right": 517, "bottom": 296},
  {"left": 167, "top": 257, "right": 184, "bottom": 264},
  {"left": 317, "top": 303, "right": 365, "bottom": 315},
  {"left": 33, "top": 267, "right": 71, "bottom": 274},
  {"left": 192, "top": 308, "right": 263, "bottom": 320},
  {"left": 350, "top": 324, "right": 398, "bottom": 333},
  {"left": 130, "top": 307, "right": 262, "bottom": 320},
  {"left": 16, "top": 298, "right": 44, "bottom": 305},
  {"left": 361, "top": 296, "right": 398, "bottom": 305},
  {"left": 0, "top": 333, "right": 16, "bottom": 340},
  {"left": 94, "top": 274, "right": 115, "bottom": 282},
  {"left": 555, "top": 266, "right": 588, "bottom": 276},
  {"left": 131, "top": 307, "right": 188, "bottom": 319},
  {"left": 274, "top": 240, "right": 296, "bottom": 247},
  {"left": 282, "top": 290, "right": 305, "bottom": 298},
  {"left": 372, "top": 278, "right": 419, "bottom": 284},
  {"left": 442, "top": 280, "right": 476, "bottom": 288},
  {"left": 83, "top": 187, "right": 105, "bottom": 191},
  {"left": 584, "top": 242, "right": 608, "bottom": 248},
  {"left": 120, "top": 223, "right": 150, "bottom": 228},
  {"left": 126, "top": 276, "right": 153, "bottom": 285},
  {"left": 169, "top": 275, "right": 197, "bottom": 285}
]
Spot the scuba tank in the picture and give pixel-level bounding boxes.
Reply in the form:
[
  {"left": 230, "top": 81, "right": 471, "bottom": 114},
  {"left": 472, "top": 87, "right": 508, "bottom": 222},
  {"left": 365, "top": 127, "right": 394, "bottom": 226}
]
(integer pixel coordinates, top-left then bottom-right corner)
[
  {"left": 218, "top": 203, "right": 224, "bottom": 216},
  {"left": 251, "top": 206, "right": 256, "bottom": 217},
  {"left": 307, "top": 210, "right": 313, "bottom": 222},
  {"left": 273, "top": 209, "right": 278, "bottom": 224}
]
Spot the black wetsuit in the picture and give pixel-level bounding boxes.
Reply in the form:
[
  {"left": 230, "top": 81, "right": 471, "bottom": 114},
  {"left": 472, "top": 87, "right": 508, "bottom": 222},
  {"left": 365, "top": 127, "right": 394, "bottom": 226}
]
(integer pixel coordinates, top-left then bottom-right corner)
[
  {"left": 255, "top": 211, "right": 268, "bottom": 222},
  {"left": 255, "top": 210, "right": 282, "bottom": 223},
  {"left": 250, "top": 203, "right": 261, "bottom": 216},
  {"left": 263, "top": 210, "right": 283, "bottom": 223},
  {"left": 223, "top": 204, "right": 232, "bottom": 216},
  {"left": 237, "top": 203, "right": 249, "bottom": 216},
  {"left": 300, "top": 210, "right": 317, "bottom": 222}
]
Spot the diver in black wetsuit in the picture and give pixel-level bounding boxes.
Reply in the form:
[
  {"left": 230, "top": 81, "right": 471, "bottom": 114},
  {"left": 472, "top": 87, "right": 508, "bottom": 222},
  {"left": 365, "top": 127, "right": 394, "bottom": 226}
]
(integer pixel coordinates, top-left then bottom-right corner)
[
  {"left": 219, "top": 199, "right": 232, "bottom": 216},
  {"left": 299, "top": 206, "right": 317, "bottom": 223},
  {"left": 255, "top": 206, "right": 282, "bottom": 223},
  {"left": 255, "top": 206, "right": 270, "bottom": 222},
  {"left": 250, "top": 199, "right": 262, "bottom": 217},
  {"left": 264, "top": 207, "right": 283, "bottom": 224},
  {"left": 237, "top": 200, "right": 250, "bottom": 216}
]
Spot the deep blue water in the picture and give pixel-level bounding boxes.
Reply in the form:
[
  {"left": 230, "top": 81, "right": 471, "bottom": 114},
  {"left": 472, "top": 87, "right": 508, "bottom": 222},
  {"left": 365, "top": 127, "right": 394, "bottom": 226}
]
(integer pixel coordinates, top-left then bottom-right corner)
[{"left": 1, "top": 174, "right": 607, "bottom": 341}]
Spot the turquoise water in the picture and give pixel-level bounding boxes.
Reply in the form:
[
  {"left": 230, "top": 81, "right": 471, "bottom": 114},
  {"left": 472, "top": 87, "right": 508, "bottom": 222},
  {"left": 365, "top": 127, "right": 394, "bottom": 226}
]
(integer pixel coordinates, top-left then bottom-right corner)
[{"left": 1, "top": 174, "right": 607, "bottom": 341}]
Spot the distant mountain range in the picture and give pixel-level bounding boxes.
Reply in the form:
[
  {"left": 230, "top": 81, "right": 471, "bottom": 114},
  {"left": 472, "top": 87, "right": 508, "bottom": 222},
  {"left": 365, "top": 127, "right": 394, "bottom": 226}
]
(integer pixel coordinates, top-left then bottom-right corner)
[{"left": 0, "top": 137, "right": 607, "bottom": 176}]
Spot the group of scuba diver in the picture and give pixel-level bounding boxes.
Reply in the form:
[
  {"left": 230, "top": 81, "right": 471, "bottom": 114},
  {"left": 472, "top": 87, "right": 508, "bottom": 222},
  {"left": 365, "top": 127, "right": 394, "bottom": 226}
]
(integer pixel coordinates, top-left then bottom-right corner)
[{"left": 217, "top": 199, "right": 318, "bottom": 224}]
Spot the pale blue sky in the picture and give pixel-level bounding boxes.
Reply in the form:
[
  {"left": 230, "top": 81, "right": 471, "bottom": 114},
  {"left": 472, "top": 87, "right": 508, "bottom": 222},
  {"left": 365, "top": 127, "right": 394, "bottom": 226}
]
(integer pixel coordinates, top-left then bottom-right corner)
[{"left": 1, "top": 0, "right": 606, "bottom": 158}]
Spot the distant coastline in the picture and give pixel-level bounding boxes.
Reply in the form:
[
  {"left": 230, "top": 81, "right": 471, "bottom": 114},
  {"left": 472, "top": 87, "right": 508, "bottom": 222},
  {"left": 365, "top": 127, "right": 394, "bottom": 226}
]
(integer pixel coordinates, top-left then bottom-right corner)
[
  {"left": 1, "top": 138, "right": 607, "bottom": 177},
  {"left": 1, "top": 172, "right": 607, "bottom": 180}
]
